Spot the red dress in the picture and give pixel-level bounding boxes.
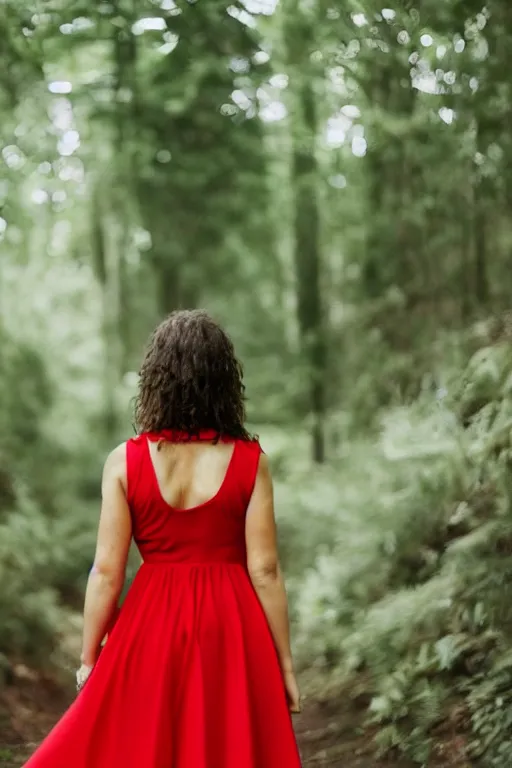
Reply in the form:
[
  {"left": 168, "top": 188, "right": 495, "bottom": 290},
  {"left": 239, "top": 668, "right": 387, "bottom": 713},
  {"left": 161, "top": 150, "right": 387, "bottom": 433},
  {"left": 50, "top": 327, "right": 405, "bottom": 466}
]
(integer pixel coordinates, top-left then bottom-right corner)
[{"left": 24, "top": 430, "right": 302, "bottom": 768}]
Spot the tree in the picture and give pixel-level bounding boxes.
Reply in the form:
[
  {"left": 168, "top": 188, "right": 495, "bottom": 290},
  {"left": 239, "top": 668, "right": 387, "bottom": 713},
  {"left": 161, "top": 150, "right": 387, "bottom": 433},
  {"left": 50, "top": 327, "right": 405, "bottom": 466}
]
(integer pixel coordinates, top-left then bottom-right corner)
[{"left": 281, "top": 0, "right": 327, "bottom": 462}]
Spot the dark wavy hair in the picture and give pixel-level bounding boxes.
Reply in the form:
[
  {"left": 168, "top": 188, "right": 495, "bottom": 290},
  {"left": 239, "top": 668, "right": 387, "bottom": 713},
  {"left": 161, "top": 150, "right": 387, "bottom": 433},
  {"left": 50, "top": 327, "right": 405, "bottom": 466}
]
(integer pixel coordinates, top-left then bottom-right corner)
[{"left": 134, "top": 310, "right": 252, "bottom": 440}]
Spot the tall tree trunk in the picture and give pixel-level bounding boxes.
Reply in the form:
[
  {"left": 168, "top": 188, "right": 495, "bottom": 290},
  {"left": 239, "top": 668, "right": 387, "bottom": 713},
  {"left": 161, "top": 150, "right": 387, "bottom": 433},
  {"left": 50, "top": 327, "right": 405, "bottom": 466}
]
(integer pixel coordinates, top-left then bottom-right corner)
[
  {"left": 155, "top": 254, "right": 184, "bottom": 315},
  {"left": 460, "top": 190, "right": 473, "bottom": 321},
  {"left": 91, "top": 187, "right": 123, "bottom": 441},
  {"left": 89, "top": 5, "right": 138, "bottom": 441},
  {"left": 473, "top": 121, "right": 489, "bottom": 306},
  {"left": 103, "top": 213, "right": 124, "bottom": 439},
  {"left": 473, "top": 181, "right": 489, "bottom": 306},
  {"left": 292, "top": 83, "right": 325, "bottom": 463},
  {"left": 285, "top": 4, "right": 326, "bottom": 463}
]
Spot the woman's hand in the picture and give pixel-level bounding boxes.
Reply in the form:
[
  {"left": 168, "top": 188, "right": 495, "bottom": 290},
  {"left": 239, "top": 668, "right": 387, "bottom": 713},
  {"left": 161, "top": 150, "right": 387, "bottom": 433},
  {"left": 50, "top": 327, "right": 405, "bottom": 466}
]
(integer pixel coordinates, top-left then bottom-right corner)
[
  {"left": 76, "top": 663, "right": 93, "bottom": 693},
  {"left": 283, "top": 668, "right": 301, "bottom": 713}
]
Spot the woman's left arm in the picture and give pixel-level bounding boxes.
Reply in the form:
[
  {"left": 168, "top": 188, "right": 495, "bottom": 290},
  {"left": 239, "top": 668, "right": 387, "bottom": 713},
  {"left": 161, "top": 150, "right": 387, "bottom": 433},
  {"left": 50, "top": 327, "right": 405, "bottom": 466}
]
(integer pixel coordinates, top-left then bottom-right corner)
[{"left": 80, "top": 443, "right": 132, "bottom": 669}]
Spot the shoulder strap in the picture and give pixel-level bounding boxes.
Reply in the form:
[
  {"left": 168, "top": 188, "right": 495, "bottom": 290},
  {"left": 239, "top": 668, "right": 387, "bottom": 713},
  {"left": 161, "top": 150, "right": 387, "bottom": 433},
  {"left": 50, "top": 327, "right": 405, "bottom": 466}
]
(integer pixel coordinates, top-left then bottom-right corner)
[
  {"left": 227, "top": 439, "right": 263, "bottom": 511},
  {"left": 126, "top": 436, "right": 151, "bottom": 508}
]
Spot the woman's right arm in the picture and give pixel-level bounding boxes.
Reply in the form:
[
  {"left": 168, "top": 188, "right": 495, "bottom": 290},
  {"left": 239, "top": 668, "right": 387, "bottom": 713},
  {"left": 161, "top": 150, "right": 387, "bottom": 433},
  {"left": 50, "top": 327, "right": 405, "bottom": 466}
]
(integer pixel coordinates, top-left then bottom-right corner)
[
  {"left": 80, "top": 445, "right": 131, "bottom": 669},
  {"left": 245, "top": 453, "right": 300, "bottom": 713}
]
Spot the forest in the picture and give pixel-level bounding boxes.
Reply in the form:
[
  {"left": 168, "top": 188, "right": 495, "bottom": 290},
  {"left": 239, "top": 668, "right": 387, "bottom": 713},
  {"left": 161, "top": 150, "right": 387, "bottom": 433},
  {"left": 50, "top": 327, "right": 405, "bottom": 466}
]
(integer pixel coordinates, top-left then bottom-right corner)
[{"left": 1, "top": 0, "right": 512, "bottom": 765}]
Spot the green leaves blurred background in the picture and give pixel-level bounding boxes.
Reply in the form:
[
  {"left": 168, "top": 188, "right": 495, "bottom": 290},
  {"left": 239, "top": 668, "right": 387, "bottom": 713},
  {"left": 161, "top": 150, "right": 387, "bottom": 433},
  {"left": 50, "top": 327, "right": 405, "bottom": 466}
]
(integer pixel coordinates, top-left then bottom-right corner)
[{"left": 2, "top": 0, "right": 512, "bottom": 764}]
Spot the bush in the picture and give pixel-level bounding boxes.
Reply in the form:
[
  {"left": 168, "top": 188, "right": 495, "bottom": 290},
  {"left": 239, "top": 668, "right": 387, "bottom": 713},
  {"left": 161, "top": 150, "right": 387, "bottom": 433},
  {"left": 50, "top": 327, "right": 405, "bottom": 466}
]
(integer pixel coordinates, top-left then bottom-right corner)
[
  {"left": 287, "top": 338, "right": 512, "bottom": 764},
  {"left": 0, "top": 326, "right": 99, "bottom": 669}
]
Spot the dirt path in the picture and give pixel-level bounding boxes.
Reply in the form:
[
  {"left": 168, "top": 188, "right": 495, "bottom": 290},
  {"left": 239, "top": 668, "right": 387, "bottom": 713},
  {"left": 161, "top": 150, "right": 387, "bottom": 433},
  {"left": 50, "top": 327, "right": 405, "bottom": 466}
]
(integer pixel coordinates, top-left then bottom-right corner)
[
  {"left": 0, "top": 670, "right": 396, "bottom": 768},
  {"left": 0, "top": 669, "right": 469, "bottom": 768},
  {"left": 0, "top": 680, "right": 409, "bottom": 768},
  {"left": 0, "top": 670, "right": 69, "bottom": 767}
]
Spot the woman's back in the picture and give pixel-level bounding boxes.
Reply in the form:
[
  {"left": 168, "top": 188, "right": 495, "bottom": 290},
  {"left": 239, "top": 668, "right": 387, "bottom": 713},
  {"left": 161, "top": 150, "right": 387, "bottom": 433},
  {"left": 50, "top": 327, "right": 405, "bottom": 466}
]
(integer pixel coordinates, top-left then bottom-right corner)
[
  {"left": 127, "top": 430, "right": 262, "bottom": 565},
  {"left": 146, "top": 434, "right": 240, "bottom": 510}
]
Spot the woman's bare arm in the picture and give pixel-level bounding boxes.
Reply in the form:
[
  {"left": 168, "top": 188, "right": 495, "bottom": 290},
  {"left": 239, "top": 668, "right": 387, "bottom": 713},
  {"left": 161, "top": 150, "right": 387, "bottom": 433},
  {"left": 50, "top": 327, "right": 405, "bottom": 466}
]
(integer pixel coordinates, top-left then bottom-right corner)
[
  {"left": 80, "top": 444, "right": 132, "bottom": 667},
  {"left": 246, "top": 453, "right": 300, "bottom": 710}
]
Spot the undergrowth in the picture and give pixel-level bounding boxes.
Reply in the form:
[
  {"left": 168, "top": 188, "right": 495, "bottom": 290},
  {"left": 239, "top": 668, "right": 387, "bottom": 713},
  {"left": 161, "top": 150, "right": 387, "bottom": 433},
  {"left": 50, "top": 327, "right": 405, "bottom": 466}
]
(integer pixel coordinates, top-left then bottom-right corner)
[
  {"left": 0, "top": 326, "right": 98, "bottom": 677},
  {"left": 282, "top": 320, "right": 512, "bottom": 766}
]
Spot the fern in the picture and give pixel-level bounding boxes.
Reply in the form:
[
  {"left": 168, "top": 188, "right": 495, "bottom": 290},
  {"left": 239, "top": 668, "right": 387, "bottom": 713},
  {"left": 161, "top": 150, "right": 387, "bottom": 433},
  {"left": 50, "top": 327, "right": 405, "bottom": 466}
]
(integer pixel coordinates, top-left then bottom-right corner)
[{"left": 290, "top": 339, "right": 512, "bottom": 764}]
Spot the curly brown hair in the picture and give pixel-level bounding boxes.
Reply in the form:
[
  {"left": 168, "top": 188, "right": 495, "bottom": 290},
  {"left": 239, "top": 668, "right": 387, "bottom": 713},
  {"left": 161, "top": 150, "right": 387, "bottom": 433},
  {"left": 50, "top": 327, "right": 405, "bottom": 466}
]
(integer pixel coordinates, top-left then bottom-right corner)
[{"left": 134, "top": 310, "right": 252, "bottom": 440}]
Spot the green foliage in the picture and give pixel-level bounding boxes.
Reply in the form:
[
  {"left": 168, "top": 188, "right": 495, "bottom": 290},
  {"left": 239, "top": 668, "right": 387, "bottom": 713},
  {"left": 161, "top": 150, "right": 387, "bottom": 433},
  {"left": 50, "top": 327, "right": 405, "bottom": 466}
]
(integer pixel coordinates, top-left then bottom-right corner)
[
  {"left": 0, "top": 501, "right": 64, "bottom": 662},
  {"left": 0, "top": 325, "right": 97, "bottom": 665},
  {"left": 371, "top": 664, "right": 445, "bottom": 764},
  {"left": 3, "top": 0, "right": 512, "bottom": 762},
  {"left": 284, "top": 333, "right": 512, "bottom": 763},
  {"left": 468, "top": 650, "right": 512, "bottom": 766}
]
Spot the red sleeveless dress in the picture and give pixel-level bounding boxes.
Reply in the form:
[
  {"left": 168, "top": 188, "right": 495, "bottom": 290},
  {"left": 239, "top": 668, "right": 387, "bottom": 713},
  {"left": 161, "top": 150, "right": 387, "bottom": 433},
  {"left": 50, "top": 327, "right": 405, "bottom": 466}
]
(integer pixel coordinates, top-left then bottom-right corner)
[{"left": 24, "top": 430, "right": 302, "bottom": 768}]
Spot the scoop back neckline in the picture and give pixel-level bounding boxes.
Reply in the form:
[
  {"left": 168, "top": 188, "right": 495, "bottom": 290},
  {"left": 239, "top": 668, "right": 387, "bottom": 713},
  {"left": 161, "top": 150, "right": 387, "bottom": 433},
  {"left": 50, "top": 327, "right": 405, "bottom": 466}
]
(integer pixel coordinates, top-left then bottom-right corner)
[{"left": 143, "top": 433, "right": 238, "bottom": 512}]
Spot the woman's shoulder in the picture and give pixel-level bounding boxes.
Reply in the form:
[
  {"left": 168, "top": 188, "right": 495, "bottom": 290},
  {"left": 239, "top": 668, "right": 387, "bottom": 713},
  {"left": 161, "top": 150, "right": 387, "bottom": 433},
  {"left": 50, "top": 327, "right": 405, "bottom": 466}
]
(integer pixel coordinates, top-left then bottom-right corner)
[
  {"left": 233, "top": 435, "right": 264, "bottom": 458},
  {"left": 105, "top": 441, "right": 129, "bottom": 464},
  {"left": 104, "top": 436, "right": 147, "bottom": 469},
  {"left": 101, "top": 441, "right": 130, "bottom": 490}
]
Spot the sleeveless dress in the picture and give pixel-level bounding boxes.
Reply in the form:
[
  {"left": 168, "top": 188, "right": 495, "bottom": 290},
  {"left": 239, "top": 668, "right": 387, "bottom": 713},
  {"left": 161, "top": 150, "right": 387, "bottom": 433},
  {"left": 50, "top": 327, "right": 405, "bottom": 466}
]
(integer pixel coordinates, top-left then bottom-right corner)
[{"left": 24, "top": 430, "right": 302, "bottom": 768}]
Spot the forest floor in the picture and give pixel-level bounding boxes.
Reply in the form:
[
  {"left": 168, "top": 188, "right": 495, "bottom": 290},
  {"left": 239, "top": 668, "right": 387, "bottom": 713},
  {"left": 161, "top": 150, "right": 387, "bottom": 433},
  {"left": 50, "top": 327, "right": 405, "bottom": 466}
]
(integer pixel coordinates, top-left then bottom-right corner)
[
  {"left": 0, "top": 672, "right": 412, "bottom": 768},
  {"left": 0, "top": 664, "right": 471, "bottom": 768}
]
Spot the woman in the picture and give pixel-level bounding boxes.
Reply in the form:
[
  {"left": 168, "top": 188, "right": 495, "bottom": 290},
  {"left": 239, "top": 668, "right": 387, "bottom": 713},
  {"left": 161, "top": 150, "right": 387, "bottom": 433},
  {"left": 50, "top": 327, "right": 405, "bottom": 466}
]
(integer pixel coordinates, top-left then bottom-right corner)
[{"left": 25, "top": 309, "right": 302, "bottom": 768}]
